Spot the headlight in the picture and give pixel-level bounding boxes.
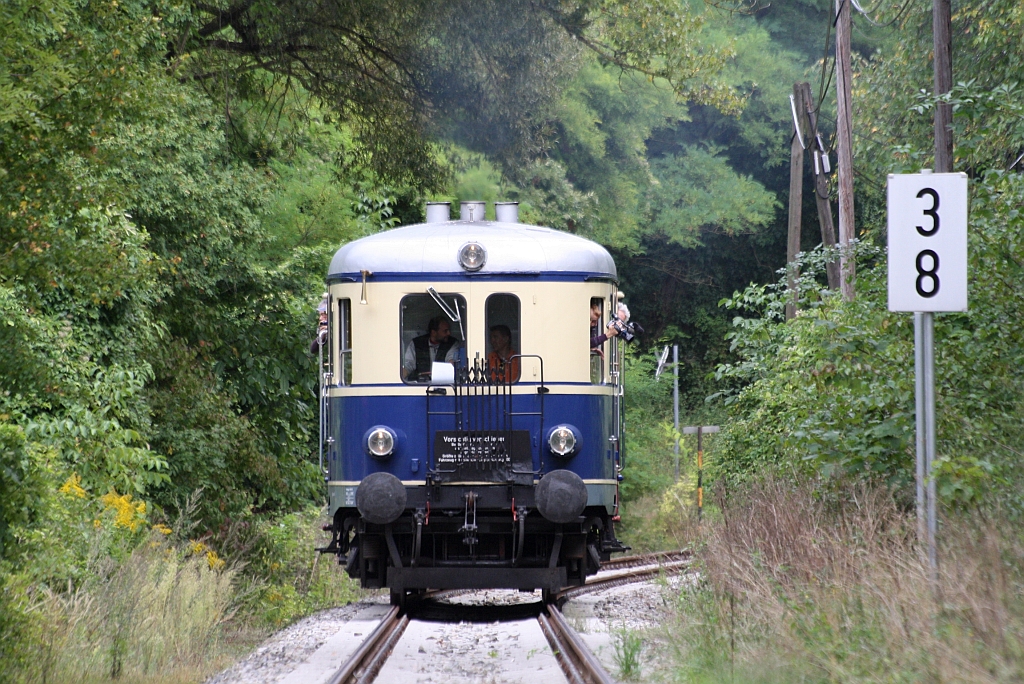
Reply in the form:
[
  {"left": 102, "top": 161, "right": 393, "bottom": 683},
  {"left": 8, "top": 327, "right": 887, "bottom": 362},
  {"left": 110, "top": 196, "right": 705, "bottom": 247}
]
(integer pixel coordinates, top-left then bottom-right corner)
[
  {"left": 548, "top": 426, "right": 577, "bottom": 456},
  {"left": 366, "top": 427, "right": 395, "bottom": 458},
  {"left": 458, "top": 242, "right": 487, "bottom": 271}
]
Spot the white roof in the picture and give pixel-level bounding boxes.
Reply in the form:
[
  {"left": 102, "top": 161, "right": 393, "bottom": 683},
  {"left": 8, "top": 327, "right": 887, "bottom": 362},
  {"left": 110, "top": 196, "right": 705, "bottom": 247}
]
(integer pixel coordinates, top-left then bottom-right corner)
[{"left": 328, "top": 220, "right": 617, "bottom": 279}]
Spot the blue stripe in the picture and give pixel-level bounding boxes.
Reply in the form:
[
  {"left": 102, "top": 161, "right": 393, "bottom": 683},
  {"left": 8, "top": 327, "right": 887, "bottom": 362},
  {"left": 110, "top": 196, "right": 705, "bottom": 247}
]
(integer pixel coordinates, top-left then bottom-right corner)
[
  {"left": 328, "top": 393, "right": 616, "bottom": 482},
  {"left": 332, "top": 381, "right": 608, "bottom": 389},
  {"left": 327, "top": 271, "right": 617, "bottom": 283}
]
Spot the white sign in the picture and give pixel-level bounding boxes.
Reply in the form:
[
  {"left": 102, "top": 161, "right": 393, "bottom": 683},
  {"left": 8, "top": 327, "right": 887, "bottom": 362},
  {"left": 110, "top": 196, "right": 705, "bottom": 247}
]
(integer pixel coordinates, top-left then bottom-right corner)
[{"left": 887, "top": 172, "right": 968, "bottom": 312}]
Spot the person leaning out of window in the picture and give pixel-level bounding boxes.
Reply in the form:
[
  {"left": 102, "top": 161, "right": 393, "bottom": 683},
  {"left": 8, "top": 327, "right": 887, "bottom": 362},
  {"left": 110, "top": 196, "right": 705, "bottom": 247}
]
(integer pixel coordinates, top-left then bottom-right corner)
[{"left": 590, "top": 301, "right": 619, "bottom": 356}]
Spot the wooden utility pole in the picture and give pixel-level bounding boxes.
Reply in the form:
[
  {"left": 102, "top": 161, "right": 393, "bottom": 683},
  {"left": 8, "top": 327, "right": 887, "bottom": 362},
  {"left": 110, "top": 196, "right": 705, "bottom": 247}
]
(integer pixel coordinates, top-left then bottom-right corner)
[
  {"left": 934, "top": 0, "right": 953, "bottom": 173},
  {"left": 786, "top": 84, "right": 806, "bottom": 320},
  {"left": 921, "top": 0, "right": 953, "bottom": 586},
  {"left": 835, "top": 0, "right": 855, "bottom": 301},
  {"left": 798, "top": 81, "right": 840, "bottom": 290}
]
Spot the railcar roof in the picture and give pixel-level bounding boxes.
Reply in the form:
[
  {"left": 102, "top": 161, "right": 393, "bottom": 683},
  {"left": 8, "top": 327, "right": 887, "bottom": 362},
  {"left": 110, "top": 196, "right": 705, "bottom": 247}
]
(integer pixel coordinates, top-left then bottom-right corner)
[{"left": 328, "top": 220, "right": 617, "bottom": 281}]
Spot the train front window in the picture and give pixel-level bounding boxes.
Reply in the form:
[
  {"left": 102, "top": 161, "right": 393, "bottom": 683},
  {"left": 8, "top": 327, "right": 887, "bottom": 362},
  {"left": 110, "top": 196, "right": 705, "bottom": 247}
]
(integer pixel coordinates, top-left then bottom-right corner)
[
  {"left": 485, "top": 294, "right": 520, "bottom": 383},
  {"left": 400, "top": 293, "right": 467, "bottom": 383}
]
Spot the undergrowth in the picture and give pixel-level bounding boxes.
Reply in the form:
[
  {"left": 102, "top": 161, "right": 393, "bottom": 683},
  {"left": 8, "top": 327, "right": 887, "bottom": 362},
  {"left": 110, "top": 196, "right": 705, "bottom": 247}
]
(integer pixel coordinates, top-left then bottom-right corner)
[
  {"left": 658, "top": 479, "right": 1024, "bottom": 682},
  {"left": 1, "top": 486, "right": 361, "bottom": 684}
]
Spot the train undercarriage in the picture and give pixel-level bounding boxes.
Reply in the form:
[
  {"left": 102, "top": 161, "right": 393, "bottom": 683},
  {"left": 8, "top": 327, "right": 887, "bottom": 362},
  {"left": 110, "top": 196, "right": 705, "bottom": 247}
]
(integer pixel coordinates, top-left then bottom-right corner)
[{"left": 320, "top": 483, "right": 628, "bottom": 605}]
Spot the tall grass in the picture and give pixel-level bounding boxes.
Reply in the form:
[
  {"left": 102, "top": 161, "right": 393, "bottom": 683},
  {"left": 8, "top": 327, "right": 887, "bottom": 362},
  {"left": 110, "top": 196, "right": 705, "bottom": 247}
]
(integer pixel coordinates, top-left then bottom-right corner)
[
  {"left": 662, "top": 480, "right": 1024, "bottom": 683},
  {"left": 20, "top": 539, "right": 241, "bottom": 683}
]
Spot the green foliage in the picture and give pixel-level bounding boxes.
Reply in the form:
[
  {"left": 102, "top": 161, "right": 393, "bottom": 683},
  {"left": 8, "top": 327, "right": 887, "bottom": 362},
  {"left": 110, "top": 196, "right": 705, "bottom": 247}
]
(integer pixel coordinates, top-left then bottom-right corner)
[
  {"left": 0, "top": 425, "right": 48, "bottom": 563},
  {"left": 615, "top": 7, "right": 807, "bottom": 405},
  {"left": 546, "top": 0, "right": 741, "bottom": 113},
  {"left": 612, "top": 625, "right": 646, "bottom": 680},
  {"left": 712, "top": 246, "right": 917, "bottom": 487},
  {"left": 713, "top": 188, "right": 1024, "bottom": 506},
  {"left": 182, "top": 0, "right": 741, "bottom": 189},
  {"left": 704, "top": 0, "right": 1024, "bottom": 506},
  {"left": 542, "top": 59, "right": 679, "bottom": 248},
  {"left": 245, "top": 507, "right": 362, "bottom": 627},
  {"left": 621, "top": 348, "right": 675, "bottom": 502},
  {"left": 649, "top": 148, "right": 779, "bottom": 248}
]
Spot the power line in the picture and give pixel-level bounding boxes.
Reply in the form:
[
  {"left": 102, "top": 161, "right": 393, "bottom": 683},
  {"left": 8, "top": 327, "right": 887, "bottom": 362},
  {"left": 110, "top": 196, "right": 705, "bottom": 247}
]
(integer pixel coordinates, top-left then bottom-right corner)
[{"left": 850, "top": 0, "right": 917, "bottom": 29}]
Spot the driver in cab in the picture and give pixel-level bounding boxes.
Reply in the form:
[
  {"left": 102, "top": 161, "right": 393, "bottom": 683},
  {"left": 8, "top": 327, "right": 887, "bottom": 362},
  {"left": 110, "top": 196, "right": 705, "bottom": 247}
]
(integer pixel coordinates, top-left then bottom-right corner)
[{"left": 403, "top": 316, "right": 460, "bottom": 382}]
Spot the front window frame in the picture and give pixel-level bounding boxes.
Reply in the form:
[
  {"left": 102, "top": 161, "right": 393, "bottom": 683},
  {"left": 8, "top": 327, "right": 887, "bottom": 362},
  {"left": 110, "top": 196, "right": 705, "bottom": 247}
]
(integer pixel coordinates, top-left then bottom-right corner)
[
  {"left": 485, "top": 292, "right": 522, "bottom": 383},
  {"left": 399, "top": 292, "right": 468, "bottom": 384}
]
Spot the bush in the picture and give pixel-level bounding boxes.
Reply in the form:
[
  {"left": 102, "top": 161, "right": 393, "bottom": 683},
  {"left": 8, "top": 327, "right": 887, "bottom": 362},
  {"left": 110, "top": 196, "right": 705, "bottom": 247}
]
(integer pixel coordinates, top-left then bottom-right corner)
[
  {"left": 660, "top": 479, "right": 1024, "bottom": 682},
  {"left": 243, "top": 506, "right": 363, "bottom": 628},
  {"left": 16, "top": 537, "right": 240, "bottom": 683},
  {"left": 713, "top": 198, "right": 1024, "bottom": 510}
]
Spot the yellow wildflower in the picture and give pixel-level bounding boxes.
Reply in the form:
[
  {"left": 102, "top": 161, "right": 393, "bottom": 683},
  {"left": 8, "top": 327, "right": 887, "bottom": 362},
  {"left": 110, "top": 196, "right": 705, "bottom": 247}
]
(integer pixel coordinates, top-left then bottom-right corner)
[
  {"left": 99, "top": 490, "right": 147, "bottom": 532},
  {"left": 59, "top": 474, "right": 87, "bottom": 499},
  {"left": 188, "top": 540, "right": 207, "bottom": 555},
  {"left": 151, "top": 524, "right": 172, "bottom": 536},
  {"left": 93, "top": 519, "right": 102, "bottom": 529},
  {"left": 206, "top": 550, "right": 226, "bottom": 571}
]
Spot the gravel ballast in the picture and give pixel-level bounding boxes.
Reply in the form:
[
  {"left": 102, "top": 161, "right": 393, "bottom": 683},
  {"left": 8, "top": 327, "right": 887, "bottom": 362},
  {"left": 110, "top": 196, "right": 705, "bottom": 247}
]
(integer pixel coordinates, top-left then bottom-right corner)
[{"left": 206, "top": 571, "right": 690, "bottom": 684}]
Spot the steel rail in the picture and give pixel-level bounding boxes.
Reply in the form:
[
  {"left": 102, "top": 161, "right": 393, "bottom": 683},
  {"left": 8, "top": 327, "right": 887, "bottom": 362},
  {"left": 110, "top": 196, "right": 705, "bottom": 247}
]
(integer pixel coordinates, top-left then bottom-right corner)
[
  {"left": 558, "top": 558, "right": 692, "bottom": 602},
  {"left": 326, "top": 605, "right": 409, "bottom": 684},
  {"left": 600, "top": 550, "right": 689, "bottom": 571},
  {"left": 539, "top": 604, "right": 616, "bottom": 684}
]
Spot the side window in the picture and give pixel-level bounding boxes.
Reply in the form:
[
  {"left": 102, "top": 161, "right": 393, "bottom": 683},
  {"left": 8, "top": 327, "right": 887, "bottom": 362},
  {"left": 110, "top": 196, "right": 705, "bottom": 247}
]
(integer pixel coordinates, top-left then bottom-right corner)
[
  {"left": 337, "top": 298, "right": 352, "bottom": 385},
  {"left": 485, "top": 294, "right": 521, "bottom": 383},
  {"left": 400, "top": 293, "right": 467, "bottom": 383},
  {"left": 590, "top": 297, "right": 604, "bottom": 384}
]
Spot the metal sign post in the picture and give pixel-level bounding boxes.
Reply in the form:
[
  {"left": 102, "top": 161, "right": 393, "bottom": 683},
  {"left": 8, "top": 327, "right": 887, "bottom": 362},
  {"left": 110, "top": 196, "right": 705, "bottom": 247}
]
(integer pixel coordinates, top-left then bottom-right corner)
[
  {"left": 683, "top": 425, "right": 719, "bottom": 521},
  {"left": 673, "top": 346, "right": 679, "bottom": 482},
  {"left": 888, "top": 171, "right": 967, "bottom": 578}
]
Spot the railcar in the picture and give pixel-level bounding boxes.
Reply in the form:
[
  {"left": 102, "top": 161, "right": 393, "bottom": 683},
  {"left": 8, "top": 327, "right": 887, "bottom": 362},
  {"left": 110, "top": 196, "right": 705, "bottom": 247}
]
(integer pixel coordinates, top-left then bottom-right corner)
[{"left": 316, "top": 200, "right": 628, "bottom": 605}]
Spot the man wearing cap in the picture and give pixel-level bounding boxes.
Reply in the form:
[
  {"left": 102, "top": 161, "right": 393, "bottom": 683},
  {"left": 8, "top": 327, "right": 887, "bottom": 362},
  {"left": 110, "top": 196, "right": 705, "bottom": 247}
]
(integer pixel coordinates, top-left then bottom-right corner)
[{"left": 310, "top": 298, "right": 329, "bottom": 354}]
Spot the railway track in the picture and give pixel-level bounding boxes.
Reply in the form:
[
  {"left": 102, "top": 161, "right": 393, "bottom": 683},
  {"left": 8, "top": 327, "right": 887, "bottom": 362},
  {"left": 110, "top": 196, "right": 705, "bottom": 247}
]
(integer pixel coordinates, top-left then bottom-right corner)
[
  {"left": 600, "top": 549, "right": 690, "bottom": 572},
  {"left": 555, "top": 550, "right": 693, "bottom": 602},
  {"left": 325, "top": 606, "right": 408, "bottom": 684},
  {"left": 325, "top": 553, "right": 691, "bottom": 683},
  {"left": 538, "top": 602, "right": 616, "bottom": 684}
]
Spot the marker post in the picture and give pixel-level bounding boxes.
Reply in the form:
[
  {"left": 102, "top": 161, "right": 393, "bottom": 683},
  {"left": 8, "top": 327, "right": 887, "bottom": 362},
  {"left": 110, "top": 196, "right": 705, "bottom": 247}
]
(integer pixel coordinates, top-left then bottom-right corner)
[
  {"left": 888, "top": 171, "right": 967, "bottom": 578},
  {"left": 683, "top": 425, "right": 719, "bottom": 521}
]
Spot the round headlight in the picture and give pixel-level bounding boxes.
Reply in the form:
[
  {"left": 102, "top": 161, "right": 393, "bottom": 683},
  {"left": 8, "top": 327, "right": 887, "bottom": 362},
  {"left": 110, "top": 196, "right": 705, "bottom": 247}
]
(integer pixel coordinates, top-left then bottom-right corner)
[
  {"left": 548, "top": 426, "right": 577, "bottom": 456},
  {"left": 458, "top": 242, "right": 487, "bottom": 271},
  {"left": 367, "top": 427, "right": 395, "bottom": 458}
]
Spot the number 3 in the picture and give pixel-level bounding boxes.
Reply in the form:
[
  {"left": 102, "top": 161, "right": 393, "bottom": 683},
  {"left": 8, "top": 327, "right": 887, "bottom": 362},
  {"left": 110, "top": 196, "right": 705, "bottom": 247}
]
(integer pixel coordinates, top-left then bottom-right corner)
[{"left": 916, "top": 188, "right": 939, "bottom": 236}]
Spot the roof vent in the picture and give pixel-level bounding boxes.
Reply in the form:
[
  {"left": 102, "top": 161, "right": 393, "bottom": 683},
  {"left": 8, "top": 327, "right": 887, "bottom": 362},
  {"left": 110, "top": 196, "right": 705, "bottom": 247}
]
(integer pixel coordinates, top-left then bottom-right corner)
[
  {"left": 460, "top": 201, "right": 486, "bottom": 222},
  {"left": 494, "top": 202, "right": 519, "bottom": 223},
  {"left": 425, "top": 202, "right": 450, "bottom": 223}
]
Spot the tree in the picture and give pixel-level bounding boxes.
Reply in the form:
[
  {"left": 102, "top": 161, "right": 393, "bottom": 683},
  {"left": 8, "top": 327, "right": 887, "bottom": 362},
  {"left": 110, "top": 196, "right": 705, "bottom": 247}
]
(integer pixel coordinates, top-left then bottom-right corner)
[{"left": 183, "top": 0, "right": 739, "bottom": 187}]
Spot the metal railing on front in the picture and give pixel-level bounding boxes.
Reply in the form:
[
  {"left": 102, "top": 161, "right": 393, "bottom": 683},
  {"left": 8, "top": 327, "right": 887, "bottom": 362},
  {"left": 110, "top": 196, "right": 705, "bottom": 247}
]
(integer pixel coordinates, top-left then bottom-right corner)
[{"left": 425, "top": 354, "right": 545, "bottom": 484}]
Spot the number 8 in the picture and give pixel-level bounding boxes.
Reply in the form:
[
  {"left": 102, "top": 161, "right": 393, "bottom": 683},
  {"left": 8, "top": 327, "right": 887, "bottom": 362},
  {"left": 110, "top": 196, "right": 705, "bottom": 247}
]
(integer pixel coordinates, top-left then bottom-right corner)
[{"left": 916, "top": 250, "right": 939, "bottom": 297}]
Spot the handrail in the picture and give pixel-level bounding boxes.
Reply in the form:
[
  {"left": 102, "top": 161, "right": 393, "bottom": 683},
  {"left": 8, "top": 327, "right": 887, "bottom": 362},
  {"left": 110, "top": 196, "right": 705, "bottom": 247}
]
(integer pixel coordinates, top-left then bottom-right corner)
[{"left": 424, "top": 354, "right": 545, "bottom": 482}]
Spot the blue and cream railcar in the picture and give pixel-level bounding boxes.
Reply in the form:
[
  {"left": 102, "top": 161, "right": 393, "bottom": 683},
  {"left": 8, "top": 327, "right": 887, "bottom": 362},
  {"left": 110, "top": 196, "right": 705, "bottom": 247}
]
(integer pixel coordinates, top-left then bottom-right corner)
[{"left": 317, "top": 200, "right": 628, "bottom": 604}]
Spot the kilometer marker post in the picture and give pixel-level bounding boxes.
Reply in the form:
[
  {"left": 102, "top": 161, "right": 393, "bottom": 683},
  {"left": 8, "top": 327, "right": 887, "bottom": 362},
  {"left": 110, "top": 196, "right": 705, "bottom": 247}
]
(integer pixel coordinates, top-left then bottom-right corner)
[
  {"left": 887, "top": 170, "right": 967, "bottom": 579},
  {"left": 683, "top": 426, "right": 719, "bottom": 522}
]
